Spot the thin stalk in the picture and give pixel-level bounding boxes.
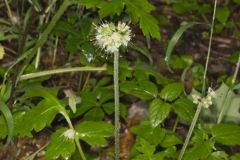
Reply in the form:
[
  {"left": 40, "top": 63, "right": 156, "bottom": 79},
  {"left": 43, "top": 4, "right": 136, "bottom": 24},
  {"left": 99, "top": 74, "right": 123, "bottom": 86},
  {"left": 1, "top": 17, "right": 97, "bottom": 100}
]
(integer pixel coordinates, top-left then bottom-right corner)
[
  {"left": 202, "top": 0, "right": 218, "bottom": 95},
  {"left": 232, "top": 55, "right": 240, "bottom": 85},
  {"left": 4, "top": 0, "right": 13, "bottom": 23},
  {"left": 82, "top": 72, "right": 91, "bottom": 91},
  {"left": 35, "top": 16, "right": 45, "bottom": 69},
  {"left": 19, "top": 66, "right": 106, "bottom": 81},
  {"left": 27, "top": 142, "right": 49, "bottom": 160},
  {"left": 52, "top": 36, "right": 59, "bottom": 65},
  {"left": 62, "top": 112, "right": 86, "bottom": 160},
  {"left": 114, "top": 51, "right": 120, "bottom": 160},
  {"left": 217, "top": 54, "right": 240, "bottom": 123},
  {"left": 178, "top": 104, "right": 202, "bottom": 160},
  {"left": 45, "top": 0, "right": 57, "bottom": 13},
  {"left": 178, "top": 1, "right": 218, "bottom": 159},
  {"left": 172, "top": 116, "right": 179, "bottom": 132}
]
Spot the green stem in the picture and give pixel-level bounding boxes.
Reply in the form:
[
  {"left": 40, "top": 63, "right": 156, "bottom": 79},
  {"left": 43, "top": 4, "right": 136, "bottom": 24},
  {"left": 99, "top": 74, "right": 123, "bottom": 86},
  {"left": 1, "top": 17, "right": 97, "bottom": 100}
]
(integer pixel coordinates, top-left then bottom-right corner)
[
  {"left": 178, "top": 104, "right": 202, "bottom": 160},
  {"left": 114, "top": 51, "right": 120, "bottom": 160},
  {"left": 19, "top": 66, "right": 106, "bottom": 81},
  {"left": 61, "top": 112, "right": 86, "bottom": 160},
  {"left": 172, "top": 116, "right": 179, "bottom": 132},
  {"left": 232, "top": 55, "right": 240, "bottom": 85},
  {"left": 82, "top": 72, "right": 91, "bottom": 91},
  {"left": 52, "top": 36, "right": 59, "bottom": 65},
  {"left": 202, "top": 0, "right": 218, "bottom": 95},
  {"left": 178, "top": 1, "right": 218, "bottom": 159}
]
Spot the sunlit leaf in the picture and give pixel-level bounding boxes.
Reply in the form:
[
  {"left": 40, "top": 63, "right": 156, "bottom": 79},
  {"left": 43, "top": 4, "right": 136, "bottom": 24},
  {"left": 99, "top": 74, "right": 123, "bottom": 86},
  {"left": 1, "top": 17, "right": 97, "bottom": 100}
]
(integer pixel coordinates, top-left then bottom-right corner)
[
  {"left": 45, "top": 128, "right": 75, "bottom": 160},
  {"left": 149, "top": 99, "right": 171, "bottom": 127},
  {"left": 160, "top": 82, "right": 183, "bottom": 101},
  {"left": 75, "top": 121, "right": 114, "bottom": 146}
]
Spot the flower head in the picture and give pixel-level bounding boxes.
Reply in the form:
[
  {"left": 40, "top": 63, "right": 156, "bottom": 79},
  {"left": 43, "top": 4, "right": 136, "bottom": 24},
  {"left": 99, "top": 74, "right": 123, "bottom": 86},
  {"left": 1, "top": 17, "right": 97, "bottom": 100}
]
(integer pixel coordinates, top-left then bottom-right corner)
[
  {"left": 63, "top": 129, "right": 75, "bottom": 140},
  {"left": 95, "top": 22, "right": 131, "bottom": 54},
  {"left": 207, "top": 87, "right": 216, "bottom": 98},
  {"left": 192, "top": 94, "right": 201, "bottom": 104},
  {"left": 191, "top": 87, "right": 216, "bottom": 108}
]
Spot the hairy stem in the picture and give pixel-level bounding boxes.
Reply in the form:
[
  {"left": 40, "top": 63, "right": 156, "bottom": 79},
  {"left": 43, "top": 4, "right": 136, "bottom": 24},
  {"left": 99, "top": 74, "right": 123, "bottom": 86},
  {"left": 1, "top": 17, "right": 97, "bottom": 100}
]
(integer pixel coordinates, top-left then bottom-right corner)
[
  {"left": 202, "top": 0, "right": 218, "bottom": 95},
  {"left": 178, "top": 104, "right": 202, "bottom": 160},
  {"left": 114, "top": 51, "right": 120, "bottom": 160}
]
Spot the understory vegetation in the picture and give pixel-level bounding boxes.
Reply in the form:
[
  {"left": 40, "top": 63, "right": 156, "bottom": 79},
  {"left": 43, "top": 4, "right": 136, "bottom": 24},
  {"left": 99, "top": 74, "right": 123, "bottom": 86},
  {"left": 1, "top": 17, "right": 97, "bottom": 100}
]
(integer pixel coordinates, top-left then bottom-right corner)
[{"left": 0, "top": 0, "right": 240, "bottom": 160}]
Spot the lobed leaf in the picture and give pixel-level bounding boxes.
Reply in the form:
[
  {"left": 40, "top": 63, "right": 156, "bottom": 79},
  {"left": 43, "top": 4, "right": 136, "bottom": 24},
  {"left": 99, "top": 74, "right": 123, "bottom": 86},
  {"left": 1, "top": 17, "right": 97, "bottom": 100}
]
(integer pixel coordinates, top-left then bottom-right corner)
[
  {"left": 75, "top": 121, "right": 114, "bottom": 146},
  {"left": 45, "top": 128, "right": 75, "bottom": 160}
]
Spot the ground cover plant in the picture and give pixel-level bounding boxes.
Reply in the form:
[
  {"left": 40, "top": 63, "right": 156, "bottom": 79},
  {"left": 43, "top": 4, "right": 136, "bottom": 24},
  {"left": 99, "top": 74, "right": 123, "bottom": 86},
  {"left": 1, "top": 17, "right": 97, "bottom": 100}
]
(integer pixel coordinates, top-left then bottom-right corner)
[{"left": 0, "top": 0, "right": 240, "bottom": 159}]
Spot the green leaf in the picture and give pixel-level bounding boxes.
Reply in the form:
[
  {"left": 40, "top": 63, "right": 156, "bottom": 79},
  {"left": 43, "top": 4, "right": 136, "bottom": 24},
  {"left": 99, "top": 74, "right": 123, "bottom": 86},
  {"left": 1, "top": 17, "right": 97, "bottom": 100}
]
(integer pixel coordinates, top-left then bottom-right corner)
[
  {"left": 160, "top": 82, "right": 183, "bottom": 101},
  {"left": 165, "top": 22, "right": 199, "bottom": 72},
  {"left": 210, "top": 151, "right": 228, "bottom": 160},
  {"left": 124, "top": 0, "right": 160, "bottom": 39},
  {"left": 216, "top": 7, "right": 230, "bottom": 24},
  {"left": 184, "top": 140, "right": 213, "bottom": 160},
  {"left": 121, "top": 80, "right": 158, "bottom": 100},
  {"left": 0, "top": 115, "right": 7, "bottom": 138},
  {"left": 102, "top": 102, "right": 127, "bottom": 118},
  {"left": 75, "top": 121, "right": 114, "bottom": 146},
  {"left": 172, "top": 98, "right": 194, "bottom": 122},
  {"left": 0, "top": 96, "right": 13, "bottom": 145},
  {"left": 212, "top": 124, "right": 240, "bottom": 145},
  {"left": 24, "top": 99, "right": 59, "bottom": 132},
  {"left": 161, "top": 132, "right": 181, "bottom": 148},
  {"left": 84, "top": 107, "right": 104, "bottom": 121},
  {"left": 45, "top": 128, "right": 75, "bottom": 160},
  {"left": 98, "top": 0, "right": 124, "bottom": 18},
  {"left": 0, "top": 112, "right": 32, "bottom": 138},
  {"left": 131, "top": 121, "right": 166, "bottom": 146},
  {"left": 21, "top": 86, "right": 66, "bottom": 132},
  {"left": 136, "top": 138, "right": 155, "bottom": 156},
  {"left": 149, "top": 99, "right": 171, "bottom": 127},
  {"left": 77, "top": 0, "right": 160, "bottom": 39},
  {"left": 139, "top": 13, "right": 160, "bottom": 39}
]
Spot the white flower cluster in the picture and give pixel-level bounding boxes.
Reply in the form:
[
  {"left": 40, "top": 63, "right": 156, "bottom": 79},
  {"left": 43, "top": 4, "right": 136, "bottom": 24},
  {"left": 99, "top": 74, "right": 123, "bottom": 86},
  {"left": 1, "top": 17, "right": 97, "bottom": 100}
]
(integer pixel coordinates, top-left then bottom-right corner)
[
  {"left": 95, "top": 22, "right": 131, "bottom": 53},
  {"left": 63, "top": 129, "right": 76, "bottom": 140},
  {"left": 192, "top": 87, "right": 216, "bottom": 108}
]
